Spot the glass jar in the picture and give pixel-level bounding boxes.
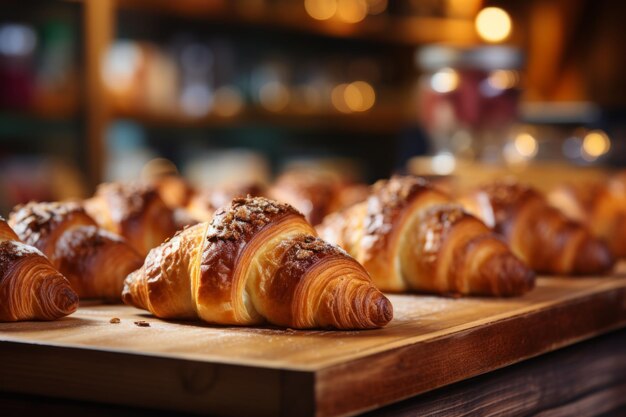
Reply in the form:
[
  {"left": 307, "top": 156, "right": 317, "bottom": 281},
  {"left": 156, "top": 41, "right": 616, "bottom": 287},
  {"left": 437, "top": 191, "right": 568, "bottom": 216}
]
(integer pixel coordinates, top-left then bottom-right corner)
[{"left": 417, "top": 45, "right": 524, "bottom": 163}]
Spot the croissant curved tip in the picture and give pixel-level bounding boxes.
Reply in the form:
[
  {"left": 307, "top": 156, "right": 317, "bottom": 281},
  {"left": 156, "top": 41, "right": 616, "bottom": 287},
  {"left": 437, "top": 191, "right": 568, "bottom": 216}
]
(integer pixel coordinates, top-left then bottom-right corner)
[
  {"left": 573, "top": 238, "right": 614, "bottom": 275},
  {"left": 369, "top": 292, "right": 393, "bottom": 327},
  {"left": 481, "top": 252, "right": 535, "bottom": 296},
  {"left": 59, "top": 286, "right": 79, "bottom": 315}
]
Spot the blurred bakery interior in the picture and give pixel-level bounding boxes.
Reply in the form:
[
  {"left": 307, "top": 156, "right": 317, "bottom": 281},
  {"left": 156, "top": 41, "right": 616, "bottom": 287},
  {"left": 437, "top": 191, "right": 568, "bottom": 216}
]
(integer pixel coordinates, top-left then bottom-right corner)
[{"left": 1, "top": 0, "right": 626, "bottom": 213}]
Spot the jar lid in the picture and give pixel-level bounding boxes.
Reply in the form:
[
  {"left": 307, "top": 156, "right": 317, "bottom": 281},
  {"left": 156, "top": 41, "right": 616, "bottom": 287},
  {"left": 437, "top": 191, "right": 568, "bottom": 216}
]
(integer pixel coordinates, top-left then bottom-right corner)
[{"left": 416, "top": 45, "right": 524, "bottom": 71}]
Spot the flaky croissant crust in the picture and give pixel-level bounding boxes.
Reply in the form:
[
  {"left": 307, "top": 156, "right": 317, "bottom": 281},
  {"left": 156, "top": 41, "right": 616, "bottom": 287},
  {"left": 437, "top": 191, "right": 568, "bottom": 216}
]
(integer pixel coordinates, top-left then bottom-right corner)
[
  {"left": 318, "top": 176, "right": 535, "bottom": 296},
  {"left": 124, "top": 197, "right": 392, "bottom": 329},
  {"left": 463, "top": 181, "right": 614, "bottom": 275},
  {"left": 85, "top": 181, "right": 178, "bottom": 255},
  {"left": 9, "top": 202, "right": 143, "bottom": 299},
  {"left": 0, "top": 219, "right": 78, "bottom": 321}
]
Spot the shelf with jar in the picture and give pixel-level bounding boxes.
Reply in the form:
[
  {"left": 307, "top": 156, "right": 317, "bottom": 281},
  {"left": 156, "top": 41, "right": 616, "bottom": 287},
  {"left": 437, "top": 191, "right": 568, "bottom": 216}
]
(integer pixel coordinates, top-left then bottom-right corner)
[{"left": 77, "top": 0, "right": 485, "bottom": 184}]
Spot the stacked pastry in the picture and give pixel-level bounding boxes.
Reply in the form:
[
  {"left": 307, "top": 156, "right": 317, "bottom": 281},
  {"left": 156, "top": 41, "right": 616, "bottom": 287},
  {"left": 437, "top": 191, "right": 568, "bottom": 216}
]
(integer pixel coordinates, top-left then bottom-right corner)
[
  {"left": 9, "top": 201, "right": 143, "bottom": 300},
  {"left": 0, "top": 217, "right": 78, "bottom": 321},
  {"left": 318, "top": 176, "right": 536, "bottom": 296}
]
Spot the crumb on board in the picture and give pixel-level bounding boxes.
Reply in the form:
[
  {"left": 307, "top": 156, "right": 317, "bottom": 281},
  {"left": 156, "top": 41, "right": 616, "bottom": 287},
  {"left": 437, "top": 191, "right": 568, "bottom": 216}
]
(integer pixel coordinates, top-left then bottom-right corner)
[
  {"left": 109, "top": 317, "right": 121, "bottom": 324},
  {"left": 134, "top": 320, "right": 150, "bottom": 327}
]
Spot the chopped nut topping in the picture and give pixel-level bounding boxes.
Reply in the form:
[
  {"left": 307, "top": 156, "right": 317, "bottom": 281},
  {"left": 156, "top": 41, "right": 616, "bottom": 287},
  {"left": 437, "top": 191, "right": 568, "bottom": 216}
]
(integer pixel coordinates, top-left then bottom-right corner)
[
  {"left": 206, "top": 196, "right": 301, "bottom": 241},
  {"left": 109, "top": 317, "right": 121, "bottom": 324}
]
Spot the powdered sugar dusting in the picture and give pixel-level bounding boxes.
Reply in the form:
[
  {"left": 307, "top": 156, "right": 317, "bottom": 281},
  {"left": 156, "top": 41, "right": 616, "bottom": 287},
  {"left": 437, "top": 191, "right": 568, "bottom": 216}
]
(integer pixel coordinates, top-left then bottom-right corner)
[{"left": 0, "top": 240, "right": 45, "bottom": 258}]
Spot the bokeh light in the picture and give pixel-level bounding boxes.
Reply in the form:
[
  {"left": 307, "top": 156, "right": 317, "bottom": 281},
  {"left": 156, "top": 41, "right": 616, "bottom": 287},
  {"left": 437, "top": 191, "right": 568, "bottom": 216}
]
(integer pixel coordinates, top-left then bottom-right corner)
[
  {"left": 331, "top": 83, "right": 351, "bottom": 113},
  {"left": 336, "top": 0, "right": 368, "bottom": 23},
  {"left": 366, "top": 0, "right": 387, "bottom": 15},
  {"left": 430, "top": 68, "right": 459, "bottom": 93},
  {"left": 304, "top": 0, "right": 337, "bottom": 21},
  {"left": 344, "top": 81, "right": 375, "bottom": 112},
  {"left": 514, "top": 133, "right": 538, "bottom": 158},
  {"left": 431, "top": 152, "right": 456, "bottom": 175},
  {"left": 213, "top": 86, "right": 244, "bottom": 117},
  {"left": 475, "top": 7, "right": 512, "bottom": 43},
  {"left": 582, "top": 130, "right": 611, "bottom": 160},
  {"left": 487, "top": 70, "right": 518, "bottom": 90},
  {"left": 259, "top": 81, "right": 290, "bottom": 112}
]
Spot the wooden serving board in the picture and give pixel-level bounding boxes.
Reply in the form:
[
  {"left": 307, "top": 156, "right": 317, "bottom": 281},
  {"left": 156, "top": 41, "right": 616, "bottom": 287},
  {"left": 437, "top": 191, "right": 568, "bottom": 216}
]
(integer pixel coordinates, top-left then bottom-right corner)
[{"left": 1, "top": 276, "right": 626, "bottom": 417}]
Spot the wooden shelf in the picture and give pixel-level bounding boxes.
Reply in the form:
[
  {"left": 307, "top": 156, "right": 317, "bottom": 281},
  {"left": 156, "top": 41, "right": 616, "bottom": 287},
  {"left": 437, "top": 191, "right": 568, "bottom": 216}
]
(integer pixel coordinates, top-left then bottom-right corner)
[
  {"left": 113, "top": 0, "right": 478, "bottom": 46},
  {"left": 113, "top": 106, "right": 417, "bottom": 134},
  {"left": 0, "top": 112, "right": 78, "bottom": 137}
]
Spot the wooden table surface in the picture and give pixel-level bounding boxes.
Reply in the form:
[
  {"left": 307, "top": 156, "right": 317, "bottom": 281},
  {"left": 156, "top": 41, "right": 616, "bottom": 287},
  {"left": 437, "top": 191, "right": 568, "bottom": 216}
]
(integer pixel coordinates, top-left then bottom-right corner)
[
  {"left": 3, "top": 329, "right": 625, "bottom": 417},
  {"left": 1, "top": 276, "right": 625, "bottom": 417}
]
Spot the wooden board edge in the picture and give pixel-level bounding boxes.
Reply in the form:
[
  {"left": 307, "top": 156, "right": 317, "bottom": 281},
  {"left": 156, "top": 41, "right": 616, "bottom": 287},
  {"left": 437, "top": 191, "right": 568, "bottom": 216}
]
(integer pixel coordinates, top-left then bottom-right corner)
[
  {"left": 0, "top": 341, "right": 316, "bottom": 417},
  {"left": 314, "top": 284, "right": 626, "bottom": 417},
  {"left": 363, "top": 330, "right": 626, "bottom": 416},
  {"left": 312, "top": 278, "right": 626, "bottom": 370}
]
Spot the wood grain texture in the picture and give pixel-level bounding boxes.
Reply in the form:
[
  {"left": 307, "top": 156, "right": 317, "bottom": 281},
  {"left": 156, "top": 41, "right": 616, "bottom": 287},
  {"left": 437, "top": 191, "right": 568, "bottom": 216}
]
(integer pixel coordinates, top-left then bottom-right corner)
[
  {"left": 365, "top": 329, "right": 626, "bottom": 417},
  {"left": 1, "top": 276, "right": 625, "bottom": 417},
  {"left": 3, "top": 330, "right": 626, "bottom": 417}
]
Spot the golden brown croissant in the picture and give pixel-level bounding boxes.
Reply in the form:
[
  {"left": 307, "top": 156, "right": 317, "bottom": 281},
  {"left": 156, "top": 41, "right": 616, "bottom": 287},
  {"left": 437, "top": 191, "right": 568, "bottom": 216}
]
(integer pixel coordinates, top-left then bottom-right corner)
[
  {"left": 317, "top": 176, "right": 535, "bottom": 296},
  {"left": 0, "top": 217, "right": 19, "bottom": 241},
  {"left": 123, "top": 197, "right": 392, "bottom": 329},
  {"left": 186, "top": 182, "right": 266, "bottom": 223},
  {"left": 269, "top": 170, "right": 368, "bottom": 225},
  {"left": 0, "top": 217, "right": 78, "bottom": 321},
  {"left": 460, "top": 181, "right": 614, "bottom": 275},
  {"left": 149, "top": 175, "right": 195, "bottom": 209},
  {"left": 9, "top": 202, "right": 143, "bottom": 299},
  {"left": 84, "top": 182, "right": 178, "bottom": 256},
  {"left": 548, "top": 173, "right": 626, "bottom": 259}
]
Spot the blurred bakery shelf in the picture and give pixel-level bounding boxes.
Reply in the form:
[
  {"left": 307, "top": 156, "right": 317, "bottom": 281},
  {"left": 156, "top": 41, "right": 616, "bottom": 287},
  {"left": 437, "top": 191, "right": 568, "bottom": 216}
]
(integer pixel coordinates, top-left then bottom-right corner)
[
  {"left": 112, "top": 0, "right": 479, "bottom": 46},
  {"left": 0, "top": 112, "right": 78, "bottom": 137},
  {"left": 112, "top": 106, "right": 415, "bottom": 134},
  {"left": 1, "top": 0, "right": 486, "bottom": 186}
]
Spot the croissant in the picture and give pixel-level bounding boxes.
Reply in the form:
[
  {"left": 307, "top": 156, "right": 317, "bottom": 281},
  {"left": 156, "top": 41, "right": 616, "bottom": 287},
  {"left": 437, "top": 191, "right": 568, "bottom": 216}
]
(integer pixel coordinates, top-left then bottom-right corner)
[
  {"left": 9, "top": 202, "right": 143, "bottom": 299},
  {"left": 269, "top": 170, "right": 368, "bottom": 226},
  {"left": 84, "top": 182, "right": 178, "bottom": 256},
  {"left": 548, "top": 173, "right": 626, "bottom": 259},
  {"left": 186, "top": 182, "right": 266, "bottom": 223},
  {"left": 0, "top": 217, "right": 78, "bottom": 321},
  {"left": 123, "top": 197, "right": 392, "bottom": 329},
  {"left": 0, "top": 217, "right": 18, "bottom": 241},
  {"left": 459, "top": 181, "right": 614, "bottom": 275},
  {"left": 317, "top": 176, "right": 535, "bottom": 296},
  {"left": 149, "top": 175, "right": 195, "bottom": 209}
]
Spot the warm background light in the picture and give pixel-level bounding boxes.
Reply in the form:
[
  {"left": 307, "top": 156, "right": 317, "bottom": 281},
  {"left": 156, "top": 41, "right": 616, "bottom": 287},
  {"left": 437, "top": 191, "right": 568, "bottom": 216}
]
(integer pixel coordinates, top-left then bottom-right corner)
[
  {"left": 582, "top": 130, "right": 611, "bottom": 160},
  {"left": 331, "top": 83, "right": 351, "bottom": 113},
  {"left": 366, "top": 0, "right": 387, "bottom": 15},
  {"left": 430, "top": 68, "right": 459, "bottom": 93},
  {"left": 259, "top": 81, "right": 290, "bottom": 112},
  {"left": 213, "top": 86, "right": 244, "bottom": 117},
  {"left": 305, "top": 0, "right": 373, "bottom": 23},
  {"left": 487, "top": 70, "right": 518, "bottom": 90},
  {"left": 344, "top": 81, "right": 375, "bottom": 111},
  {"left": 336, "top": 0, "right": 368, "bottom": 23},
  {"left": 475, "top": 7, "right": 512, "bottom": 43},
  {"left": 514, "top": 132, "right": 538, "bottom": 158},
  {"left": 304, "top": 0, "right": 337, "bottom": 21}
]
